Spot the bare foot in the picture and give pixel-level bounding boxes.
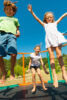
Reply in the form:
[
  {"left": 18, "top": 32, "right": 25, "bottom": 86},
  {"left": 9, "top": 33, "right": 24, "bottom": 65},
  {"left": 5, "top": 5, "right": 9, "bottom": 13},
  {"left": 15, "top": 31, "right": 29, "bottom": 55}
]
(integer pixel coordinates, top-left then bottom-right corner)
[
  {"left": 0, "top": 79, "right": 3, "bottom": 83},
  {"left": 0, "top": 79, "right": 5, "bottom": 84},
  {"left": 10, "top": 75, "right": 15, "bottom": 80},
  {"left": 53, "top": 81, "right": 58, "bottom": 88},
  {"left": 0, "top": 74, "right": 6, "bottom": 84},
  {"left": 31, "top": 88, "right": 36, "bottom": 93},
  {"left": 43, "top": 86, "right": 47, "bottom": 91}
]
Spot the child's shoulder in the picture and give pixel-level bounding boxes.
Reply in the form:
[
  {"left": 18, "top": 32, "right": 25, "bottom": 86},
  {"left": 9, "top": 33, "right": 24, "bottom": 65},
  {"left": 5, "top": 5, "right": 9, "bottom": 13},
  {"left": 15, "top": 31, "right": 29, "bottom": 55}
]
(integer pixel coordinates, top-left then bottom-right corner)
[
  {"left": 12, "top": 17, "right": 18, "bottom": 19},
  {"left": 0, "top": 16, "right": 17, "bottom": 20},
  {"left": 30, "top": 53, "right": 34, "bottom": 57},
  {"left": 12, "top": 17, "right": 19, "bottom": 22},
  {"left": 30, "top": 53, "right": 41, "bottom": 57},
  {"left": 8, "top": 16, "right": 18, "bottom": 20},
  {"left": 0, "top": 16, "right": 8, "bottom": 21},
  {"left": 0, "top": 16, "right": 6, "bottom": 19},
  {"left": 53, "top": 21, "right": 57, "bottom": 24}
]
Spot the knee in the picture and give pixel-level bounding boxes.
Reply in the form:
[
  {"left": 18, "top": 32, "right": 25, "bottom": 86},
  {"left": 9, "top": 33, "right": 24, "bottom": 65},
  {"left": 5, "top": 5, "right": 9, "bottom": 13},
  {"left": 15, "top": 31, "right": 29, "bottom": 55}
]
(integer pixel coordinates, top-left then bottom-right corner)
[
  {"left": 49, "top": 54, "right": 55, "bottom": 68},
  {"left": 50, "top": 63, "right": 55, "bottom": 69},
  {"left": 57, "top": 55, "right": 64, "bottom": 66},
  {"left": 56, "top": 51, "right": 62, "bottom": 58},
  {"left": 50, "top": 55, "right": 55, "bottom": 63}
]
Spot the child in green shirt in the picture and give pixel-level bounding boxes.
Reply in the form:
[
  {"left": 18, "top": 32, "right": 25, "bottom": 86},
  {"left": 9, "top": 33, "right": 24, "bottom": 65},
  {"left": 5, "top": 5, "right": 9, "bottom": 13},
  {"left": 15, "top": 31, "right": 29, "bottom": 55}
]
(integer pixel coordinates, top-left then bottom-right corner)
[{"left": 0, "top": 0, "right": 20, "bottom": 83}]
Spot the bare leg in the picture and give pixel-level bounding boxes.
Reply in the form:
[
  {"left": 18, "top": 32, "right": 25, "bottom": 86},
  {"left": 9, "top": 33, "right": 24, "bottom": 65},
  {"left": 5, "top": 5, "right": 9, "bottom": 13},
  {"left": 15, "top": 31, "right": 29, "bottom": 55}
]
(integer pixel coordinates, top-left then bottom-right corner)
[
  {"left": 36, "top": 68, "right": 47, "bottom": 90},
  {"left": 0, "top": 57, "right": 6, "bottom": 83},
  {"left": 56, "top": 46, "right": 67, "bottom": 83},
  {"left": 48, "top": 47, "right": 58, "bottom": 88},
  {"left": 31, "top": 68, "right": 36, "bottom": 92},
  {"left": 10, "top": 54, "right": 17, "bottom": 80}
]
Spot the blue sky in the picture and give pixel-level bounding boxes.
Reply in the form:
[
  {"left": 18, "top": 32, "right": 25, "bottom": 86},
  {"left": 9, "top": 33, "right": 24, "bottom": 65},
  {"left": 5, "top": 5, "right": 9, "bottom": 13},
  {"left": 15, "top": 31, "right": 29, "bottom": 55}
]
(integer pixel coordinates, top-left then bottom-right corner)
[{"left": 0, "top": 0, "right": 67, "bottom": 58}]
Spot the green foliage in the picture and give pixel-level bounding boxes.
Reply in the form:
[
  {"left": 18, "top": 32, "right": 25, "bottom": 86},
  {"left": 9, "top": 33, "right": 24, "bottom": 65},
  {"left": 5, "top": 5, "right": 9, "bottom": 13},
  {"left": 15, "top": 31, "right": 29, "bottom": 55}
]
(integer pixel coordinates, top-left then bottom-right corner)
[
  {"left": 16, "top": 57, "right": 22, "bottom": 66},
  {"left": 42, "top": 58, "right": 48, "bottom": 68},
  {"left": 7, "top": 70, "right": 10, "bottom": 77},
  {"left": 14, "top": 64, "right": 23, "bottom": 76},
  {"left": 24, "top": 57, "right": 30, "bottom": 67},
  {"left": 4, "top": 59, "right": 11, "bottom": 71}
]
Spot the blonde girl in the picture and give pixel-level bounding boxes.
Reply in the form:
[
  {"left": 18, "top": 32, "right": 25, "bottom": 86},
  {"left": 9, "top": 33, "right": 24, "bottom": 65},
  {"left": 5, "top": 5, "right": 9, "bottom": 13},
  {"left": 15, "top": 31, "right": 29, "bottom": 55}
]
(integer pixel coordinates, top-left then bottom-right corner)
[{"left": 28, "top": 4, "right": 67, "bottom": 88}]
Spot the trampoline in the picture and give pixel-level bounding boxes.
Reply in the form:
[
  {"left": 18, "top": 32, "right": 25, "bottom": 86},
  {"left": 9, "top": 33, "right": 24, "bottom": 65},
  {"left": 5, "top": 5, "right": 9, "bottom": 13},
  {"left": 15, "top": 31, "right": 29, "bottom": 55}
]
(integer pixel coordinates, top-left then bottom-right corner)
[{"left": 0, "top": 83, "right": 67, "bottom": 100}]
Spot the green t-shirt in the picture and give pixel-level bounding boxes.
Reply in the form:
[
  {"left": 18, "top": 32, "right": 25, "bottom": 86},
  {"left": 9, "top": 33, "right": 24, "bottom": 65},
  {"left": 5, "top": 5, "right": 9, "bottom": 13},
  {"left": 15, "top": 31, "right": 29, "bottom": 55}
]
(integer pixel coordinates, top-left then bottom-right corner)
[{"left": 0, "top": 16, "right": 20, "bottom": 34}]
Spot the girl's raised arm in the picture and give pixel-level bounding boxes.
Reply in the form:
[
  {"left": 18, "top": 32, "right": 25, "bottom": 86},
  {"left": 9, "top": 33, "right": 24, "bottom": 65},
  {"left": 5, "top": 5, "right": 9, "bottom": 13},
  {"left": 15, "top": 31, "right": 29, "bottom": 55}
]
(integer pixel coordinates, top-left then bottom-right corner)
[
  {"left": 28, "top": 4, "right": 44, "bottom": 26},
  {"left": 56, "top": 13, "right": 67, "bottom": 24}
]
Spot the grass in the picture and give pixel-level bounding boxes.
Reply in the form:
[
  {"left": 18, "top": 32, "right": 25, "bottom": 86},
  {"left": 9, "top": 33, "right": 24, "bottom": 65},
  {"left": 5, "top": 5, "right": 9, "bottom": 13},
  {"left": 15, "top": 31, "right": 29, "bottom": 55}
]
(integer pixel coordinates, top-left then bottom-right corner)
[{"left": 0, "top": 70, "right": 64, "bottom": 87}]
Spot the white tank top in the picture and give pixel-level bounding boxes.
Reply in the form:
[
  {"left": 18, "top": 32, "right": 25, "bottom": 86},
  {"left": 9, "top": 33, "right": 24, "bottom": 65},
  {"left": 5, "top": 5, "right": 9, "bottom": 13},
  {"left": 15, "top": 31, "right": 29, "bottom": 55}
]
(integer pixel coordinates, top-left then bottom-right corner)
[{"left": 30, "top": 53, "right": 41, "bottom": 66}]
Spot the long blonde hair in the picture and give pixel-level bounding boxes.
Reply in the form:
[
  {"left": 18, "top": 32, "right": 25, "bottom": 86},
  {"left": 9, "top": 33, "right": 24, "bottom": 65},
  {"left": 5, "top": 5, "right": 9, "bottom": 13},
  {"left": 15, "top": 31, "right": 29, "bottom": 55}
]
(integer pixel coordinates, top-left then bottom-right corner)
[{"left": 43, "top": 12, "right": 55, "bottom": 23}]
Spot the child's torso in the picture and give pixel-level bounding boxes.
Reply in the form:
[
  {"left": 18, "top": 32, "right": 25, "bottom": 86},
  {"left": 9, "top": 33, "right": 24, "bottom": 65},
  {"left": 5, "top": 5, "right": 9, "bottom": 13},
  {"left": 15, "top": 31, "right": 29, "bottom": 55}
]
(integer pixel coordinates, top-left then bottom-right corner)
[
  {"left": 44, "top": 22, "right": 58, "bottom": 34},
  {"left": 0, "top": 17, "right": 19, "bottom": 34},
  {"left": 30, "top": 53, "right": 41, "bottom": 66}
]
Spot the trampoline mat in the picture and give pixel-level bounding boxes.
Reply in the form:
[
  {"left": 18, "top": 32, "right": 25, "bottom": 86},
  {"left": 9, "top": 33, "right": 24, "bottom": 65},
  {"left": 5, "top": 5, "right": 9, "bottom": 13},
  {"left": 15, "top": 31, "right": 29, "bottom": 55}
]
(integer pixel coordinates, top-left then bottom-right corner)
[{"left": 0, "top": 83, "right": 67, "bottom": 100}]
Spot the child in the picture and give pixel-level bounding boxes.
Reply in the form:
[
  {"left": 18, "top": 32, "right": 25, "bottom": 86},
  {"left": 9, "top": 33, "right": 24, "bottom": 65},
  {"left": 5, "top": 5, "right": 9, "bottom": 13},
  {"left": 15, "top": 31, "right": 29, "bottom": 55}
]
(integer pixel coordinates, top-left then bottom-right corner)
[
  {"left": 0, "top": 0, "right": 20, "bottom": 83},
  {"left": 28, "top": 45, "right": 47, "bottom": 93},
  {"left": 28, "top": 4, "right": 67, "bottom": 88}
]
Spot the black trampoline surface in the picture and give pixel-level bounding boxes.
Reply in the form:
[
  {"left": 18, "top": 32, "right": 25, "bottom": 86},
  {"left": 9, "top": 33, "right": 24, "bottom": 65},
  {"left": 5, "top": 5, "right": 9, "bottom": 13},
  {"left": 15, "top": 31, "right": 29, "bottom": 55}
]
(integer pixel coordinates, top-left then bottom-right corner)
[{"left": 0, "top": 83, "right": 67, "bottom": 100}]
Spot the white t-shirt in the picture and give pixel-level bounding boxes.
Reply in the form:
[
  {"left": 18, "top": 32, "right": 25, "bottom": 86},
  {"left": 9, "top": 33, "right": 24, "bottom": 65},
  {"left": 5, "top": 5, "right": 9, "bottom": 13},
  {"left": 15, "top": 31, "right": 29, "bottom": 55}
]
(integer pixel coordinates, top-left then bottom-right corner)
[{"left": 30, "top": 53, "right": 41, "bottom": 66}]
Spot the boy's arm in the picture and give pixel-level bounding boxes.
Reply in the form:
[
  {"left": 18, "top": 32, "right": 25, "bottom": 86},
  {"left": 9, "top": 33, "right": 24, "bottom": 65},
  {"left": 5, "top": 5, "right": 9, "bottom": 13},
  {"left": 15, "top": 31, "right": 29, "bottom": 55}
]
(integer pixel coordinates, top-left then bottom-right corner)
[
  {"left": 28, "top": 4, "right": 44, "bottom": 26},
  {"left": 15, "top": 26, "right": 20, "bottom": 37},
  {"left": 56, "top": 13, "right": 67, "bottom": 24}
]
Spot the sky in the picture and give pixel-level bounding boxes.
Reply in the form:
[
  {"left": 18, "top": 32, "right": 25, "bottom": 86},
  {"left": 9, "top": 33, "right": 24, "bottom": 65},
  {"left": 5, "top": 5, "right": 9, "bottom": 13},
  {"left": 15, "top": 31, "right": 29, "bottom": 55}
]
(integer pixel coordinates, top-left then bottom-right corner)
[{"left": 0, "top": 0, "right": 67, "bottom": 58}]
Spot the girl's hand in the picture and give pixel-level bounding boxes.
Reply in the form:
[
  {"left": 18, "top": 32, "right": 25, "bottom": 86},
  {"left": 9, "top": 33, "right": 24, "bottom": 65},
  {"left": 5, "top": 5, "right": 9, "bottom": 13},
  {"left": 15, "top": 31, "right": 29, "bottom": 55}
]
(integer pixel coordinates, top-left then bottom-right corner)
[
  {"left": 26, "top": 69, "right": 30, "bottom": 73},
  {"left": 57, "top": 12, "right": 67, "bottom": 24},
  {"left": 43, "top": 64, "right": 49, "bottom": 74},
  {"left": 28, "top": 4, "right": 32, "bottom": 12},
  {"left": 64, "top": 12, "right": 67, "bottom": 16}
]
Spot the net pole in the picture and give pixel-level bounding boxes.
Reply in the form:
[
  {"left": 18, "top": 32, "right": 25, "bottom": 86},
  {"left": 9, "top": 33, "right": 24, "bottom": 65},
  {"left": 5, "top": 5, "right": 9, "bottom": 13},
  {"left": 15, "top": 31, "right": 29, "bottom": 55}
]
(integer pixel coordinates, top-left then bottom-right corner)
[
  {"left": 47, "top": 52, "right": 53, "bottom": 83},
  {"left": 22, "top": 54, "right": 25, "bottom": 84}
]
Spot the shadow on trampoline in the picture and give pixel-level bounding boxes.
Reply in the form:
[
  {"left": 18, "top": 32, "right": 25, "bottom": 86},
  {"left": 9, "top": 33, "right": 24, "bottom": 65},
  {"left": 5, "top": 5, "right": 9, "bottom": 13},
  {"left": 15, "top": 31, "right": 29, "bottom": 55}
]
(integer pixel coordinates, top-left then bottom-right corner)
[{"left": 0, "top": 83, "right": 67, "bottom": 100}]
